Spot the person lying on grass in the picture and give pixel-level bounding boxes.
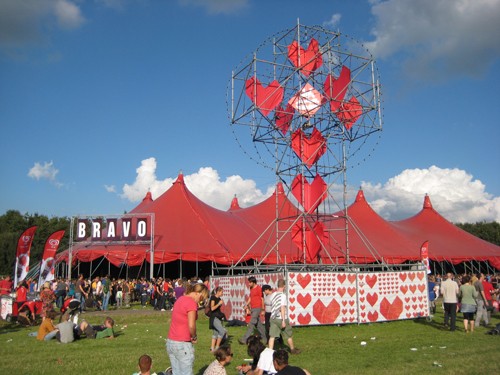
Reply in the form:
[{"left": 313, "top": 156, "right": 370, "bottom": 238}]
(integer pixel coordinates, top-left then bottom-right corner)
[{"left": 78, "top": 316, "right": 115, "bottom": 339}]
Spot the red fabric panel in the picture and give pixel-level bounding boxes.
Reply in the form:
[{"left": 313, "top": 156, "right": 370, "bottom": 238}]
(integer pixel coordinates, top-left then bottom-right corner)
[
  {"left": 336, "top": 96, "right": 362, "bottom": 130},
  {"left": 245, "top": 77, "right": 283, "bottom": 116},
  {"left": 324, "top": 66, "right": 351, "bottom": 112},
  {"left": 287, "top": 38, "right": 323, "bottom": 76},
  {"left": 291, "top": 127, "right": 327, "bottom": 167},
  {"left": 291, "top": 174, "right": 327, "bottom": 213},
  {"left": 275, "top": 103, "right": 295, "bottom": 134},
  {"left": 291, "top": 221, "right": 326, "bottom": 263}
]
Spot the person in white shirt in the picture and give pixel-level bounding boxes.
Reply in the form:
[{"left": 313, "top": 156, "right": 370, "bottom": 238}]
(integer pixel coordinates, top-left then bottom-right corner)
[{"left": 440, "top": 273, "right": 459, "bottom": 331}]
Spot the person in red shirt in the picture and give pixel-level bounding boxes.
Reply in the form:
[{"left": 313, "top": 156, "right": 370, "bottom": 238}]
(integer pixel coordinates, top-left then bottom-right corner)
[
  {"left": 239, "top": 276, "right": 267, "bottom": 345},
  {"left": 0, "top": 275, "right": 13, "bottom": 295},
  {"left": 482, "top": 276, "right": 495, "bottom": 324}
]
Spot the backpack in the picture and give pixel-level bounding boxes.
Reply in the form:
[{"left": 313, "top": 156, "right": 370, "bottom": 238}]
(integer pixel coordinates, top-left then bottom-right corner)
[{"left": 103, "top": 279, "right": 109, "bottom": 294}]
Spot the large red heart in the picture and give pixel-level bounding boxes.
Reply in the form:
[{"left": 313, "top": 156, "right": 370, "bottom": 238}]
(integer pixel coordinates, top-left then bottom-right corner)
[
  {"left": 380, "top": 297, "right": 403, "bottom": 320},
  {"left": 291, "top": 127, "right": 327, "bottom": 167},
  {"left": 288, "top": 38, "right": 323, "bottom": 76},
  {"left": 245, "top": 77, "right": 283, "bottom": 116},
  {"left": 337, "top": 274, "right": 347, "bottom": 284},
  {"left": 399, "top": 273, "right": 407, "bottom": 282},
  {"left": 313, "top": 299, "right": 340, "bottom": 324},
  {"left": 336, "top": 96, "right": 362, "bottom": 130},
  {"left": 275, "top": 103, "right": 295, "bottom": 134},
  {"left": 297, "top": 293, "right": 312, "bottom": 309},
  {"left": 296, "top": 273, "right": 312, "bottom": 289},
  {"left": 292, "top": 221, "right": 326, "bottom": 262},
  {"left": 324, "top": 66, "right": 351, "bottom": 112},
  {"left": 368, "top": 311, "right": 379, "bottom": 322},
  {"left": 291, "top": 174, "right": 327, "bottom": 213},
  {"left": 222, "top": 299, "right": 233, "bottom": 320}
]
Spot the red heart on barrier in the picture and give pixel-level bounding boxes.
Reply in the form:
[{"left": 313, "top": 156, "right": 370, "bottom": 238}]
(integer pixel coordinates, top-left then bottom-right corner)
[
  {"left": 399, "top": 273, "right": 407, "bottom": 282},
  {"left": 368, "top": 311, "right": 379, "bottom": 322},
  {"left": 337, "top": 287, "right": 346, "bottom": 297},
  {"left": 418, "top": 284, "right": 426, "bottom": 293},
  {"left": 288, "top": 38, "right": 323, "bottom": 76},
  {"left": 297, "top": 313, "right": 311, "bottom": 325},
  {"left": 336, "top": 96, "right": 362, "bottom": 130},
  {"left": 400, "top": 285, "right": 408, "bottom": 294},
  {"left": 417, "top": 272, "right": 425, "bottom": 281},
  {"left": 313, "top": 299, "right": 340, "bottom": 324},
  {"left": 347, "top": 287, "right": 356, "bottom": 297},
  {"left": 409, "top": 285, "right": 417, "bottom": 294},
  {"left": 324, "top": 65, "right": 351, "bottom": 112},
  {"left": 337, "top": 274, "right": 346, "bottom": 284},
  {"left": 366, "top": 274, "right": 378, "bottom": 289},
  {"left": 291, "top": 174, "right": 327, "bottom": 213},
  {"left": 380, "top": 297, "right": 403, "bottom": 320},
  {"left": 348, "top": 274, "right": 357, "bottom": 284},
  {"left": 297, "top": 293, "right": 312, "bottom": 309},
  {"left": 408, "top": 273, "right": 416, "bottom": 281},
  {"left": 367, "top": 292, "right": 378, "bottom": 307},
  {"left": 296, "top": 274, "right": 312, "bottom": 289},
  {"left": 291, "top": 127, "right": 327, "bottom": 167},
  {"left": 245, "top": 77, "right": 283, "bottom": 116}
]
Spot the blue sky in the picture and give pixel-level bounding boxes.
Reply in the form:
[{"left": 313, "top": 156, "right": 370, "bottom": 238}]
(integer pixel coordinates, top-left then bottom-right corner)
[{"left": 1, "top": 0, "right": 499, "bottom": 223}]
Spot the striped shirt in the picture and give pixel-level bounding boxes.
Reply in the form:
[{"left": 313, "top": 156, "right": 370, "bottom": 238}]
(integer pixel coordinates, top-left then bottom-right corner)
[{"left": 270, "top": 291, "right": 286, "bottom": 319}]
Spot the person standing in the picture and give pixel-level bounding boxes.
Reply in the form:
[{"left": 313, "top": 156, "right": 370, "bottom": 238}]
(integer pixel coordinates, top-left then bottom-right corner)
[
  {"left": 459, "top": 275, "right": 478, "bottom": 333},
  {"left": 441, "top": 273, "right": 459, "bottom": 331},
  {"left": 474, "top": 273, "right": 489, "bottom": 328},
  {"left": 239, "top": 276, "right": 267, "bottom": 345},
  {"left": 75, "top": 274, "right": 87, "bottom": 313},
  {"left": 102, "top": 275, "right": 111, "bottom": 311},
  {"left": 268, "top": 279, "right": 300, "bottom": 354},
  {"left": 208, "top": 286, "right": 227, "bottom": 352},
  {"left": 262, "top": 284, "right": 273, "bottom": 341},
  {"left": 0, "top": 275, "right": 13, "bottom": 295},
  {"left": 166, "top": 282, "right": 208, "bottom": 375}
]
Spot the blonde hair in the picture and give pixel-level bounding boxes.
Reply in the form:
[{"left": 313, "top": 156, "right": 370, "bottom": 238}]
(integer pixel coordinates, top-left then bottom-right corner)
[{"left": 186, "top": 283, "right": 209, "bottom": 302}]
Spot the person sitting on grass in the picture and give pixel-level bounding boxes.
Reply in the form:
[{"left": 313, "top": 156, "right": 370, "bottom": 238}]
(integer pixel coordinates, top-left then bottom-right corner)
[
  {"left": 132, "top": 354, "right": 169, "bottom": 375},
  {"left": 56, "top": 311, "right": 75, "bottom": 344},
  {"left": 78, "top": 316, "right": 114, "bottom": 339},
  {"left": 37, "top": 310, "right": 58, "bottom": 341},
  {"left": 272, "top": 350, "right": 311, "bottom": 375},
  {"left": 237, "top": 335, "right": 277, "bottom": 375},
  {"left": 203, "top": 346, "right": 233, "bottom": 375}
]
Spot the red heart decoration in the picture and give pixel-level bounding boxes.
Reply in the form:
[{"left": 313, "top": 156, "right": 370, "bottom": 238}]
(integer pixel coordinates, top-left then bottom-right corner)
[
  {"left": 347, "top": 287, "right": 356, "bottom": 297},
  {"left": 291, "top": 174, "right": 327, "bottom": 213},
  {"left": 367, "top": 292, "right": 378, "bottom": 307},
  {"left": 348, "top": 274, "right": 357, "bottom": 284},
  {"left": 296, "top": 274, "right": 312, "bottom": 289},
  {"left": 291, "top": 127, "right": 327, "bottom": 167},
  {"left": 418, "top": 284, "right": 426, "bottom": 293},
  {"left": 408, "top": 273, "right": 416, "bottom": 281},
  {"left": 337, "top": 287, "right": 346, "bottom": 297},
  {"left": 287, "top": 38, "right": 323, "bottom": 76},
  {"left": 336, "top": 96, "right": 362, "bottom": 130},
  {"left": 297, "top": 313, "right": 311, "bottom": 325},
  {"left": 417, "top": 272, "right": 425, "bottom": 281},
  {"left": 222, "top": 299, "right": 233, "bottom": 319},
  {"left": 337, "top": 274, "right": 347, "bottom": 284},
  {"left": 409, "top": 285, "right": 417, "bottom": 294},
  {"left": 366, "top": 274, "right": 378, "bottom": 289},
  {"left": 399, "top": 273, "right": 407, "bottom": 282},
  {"left": 324, "top": 66, "right": 351, "bottom": 112},
  {"left": 313, "top": 299, "right": 340, "bottom": 324},
  {"left": 245, "top": 77, "right": 283, "bottom": 116},
  {"left": 291, "top": 221, "right": 326, "bottom": 262},
  {"left": 297, "top": 293, "right": 312, "bottom": 309},
  {"left": 380, "top": 297, "right": 403, "bottom": 320},
  {"left": 400, "top": 285, "right": 408, "bottom": 294},
  {"left": 368, "top": 311, "right": 379, "bottom": 322},
  {"left": 275, "top": 103, "right": 295, "bottom": 134}
]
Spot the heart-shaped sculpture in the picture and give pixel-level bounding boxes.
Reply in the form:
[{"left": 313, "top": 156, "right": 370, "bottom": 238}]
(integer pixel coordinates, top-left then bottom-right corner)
[
  {"left": 336, "top": 96, "right": 362, "bottom": 130},
  {"left": 275, "top": 103, "right": 295, "bottom": 134},
  {"left": 324, "top": 65, "right": 351, "bottom": 112},
  {"left": 291, "top": 127, "right": 327, "bottom": 167},
  {"left": 245, "top": 77, "right": 283, "bottom": 116},
  {"left": 288, "top": 38, "right": 323, "bottom": 76},
  {"left": 291, "top": 221, "right": 326, "bottom": 262},
  {"left": 291, "top": 173, "right": 327, "bottom": 213}
]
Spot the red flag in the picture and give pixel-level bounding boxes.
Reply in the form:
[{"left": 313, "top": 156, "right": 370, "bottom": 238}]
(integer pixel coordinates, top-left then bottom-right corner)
[
  {"left": 14, "top": 226, "right": 37, "bottom": 287},
  {"left": 420, "top": 240, "right": 431, "bottom": 274},
  {"left": 38, "top": 230, "right": 65, "bottom": 286}
]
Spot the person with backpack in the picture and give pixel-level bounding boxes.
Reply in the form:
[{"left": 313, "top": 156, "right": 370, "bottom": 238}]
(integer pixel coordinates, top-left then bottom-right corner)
[{"left": 102, "top": 275, "right": 111, "bottom": 311}]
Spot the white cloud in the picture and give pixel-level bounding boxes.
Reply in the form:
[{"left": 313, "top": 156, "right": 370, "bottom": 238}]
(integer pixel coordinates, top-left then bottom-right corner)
[
  {"left": 361, "top": 166, "right": 500, "bottom": 223},
  {"left": 178, "top": 0, "right": 249, "bottom": 14},
  {"left": 323, "top": 13, "right": 341, "bottom": 29},
  {"left": 365, "top": 0, "right": 500, "bottom": 80},
  {"left": 104, "top": 184, "right": 116, "bottom": 193},
  {"left": 121, "top": 158, "right": 272, "bottom": 210},
  {"left": 27, "top": 161, "right": 64, "bottom": 188},
  {"left": 0, "top": 0, "right": 85, "bottom": 48},
  {"left": 120, "top": 159, "right": 499, "bottom": 223}
]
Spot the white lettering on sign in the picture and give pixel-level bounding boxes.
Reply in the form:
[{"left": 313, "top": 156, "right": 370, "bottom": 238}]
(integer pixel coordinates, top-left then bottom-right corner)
[
  {"left": 107, "top": 221, "right": 116, "bottom": 238},
  {"left": 92, "top": 221, "right": 101, "bottom": 238},
  {"left": 122, "top": 220, "right": 131, "bottom": 238},
  {"left": 137, "top": 219, "right": 147, "bottom": 238},
  {"left": 78, "top": 222, "right": 86, "bottom": 239}
]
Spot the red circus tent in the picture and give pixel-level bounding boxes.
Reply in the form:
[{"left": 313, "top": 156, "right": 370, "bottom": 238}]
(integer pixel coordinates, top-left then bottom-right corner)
[{"left": 391, "top": 195, "right": 500, "bottom": 269}]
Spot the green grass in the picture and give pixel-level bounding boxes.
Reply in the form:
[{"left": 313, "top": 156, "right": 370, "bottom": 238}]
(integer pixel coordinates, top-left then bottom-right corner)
[{"left": 1, "top": 303, "right": 499, "bottom": 375}]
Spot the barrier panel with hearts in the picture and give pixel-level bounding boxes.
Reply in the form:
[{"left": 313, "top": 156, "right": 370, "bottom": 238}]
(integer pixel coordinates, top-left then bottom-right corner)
[{"left": 210, "top": 270, "right": 429, "bottom": 326}]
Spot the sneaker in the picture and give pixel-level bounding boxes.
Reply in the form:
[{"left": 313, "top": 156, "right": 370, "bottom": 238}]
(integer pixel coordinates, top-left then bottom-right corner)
[{"left": 290, "top": 348, "right": 301, "bottom": 355}]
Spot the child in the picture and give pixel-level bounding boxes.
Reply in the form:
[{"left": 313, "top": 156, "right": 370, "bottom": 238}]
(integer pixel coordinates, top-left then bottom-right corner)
[{"left": 132, "top": 354, "right": 170, "bottom": 375}]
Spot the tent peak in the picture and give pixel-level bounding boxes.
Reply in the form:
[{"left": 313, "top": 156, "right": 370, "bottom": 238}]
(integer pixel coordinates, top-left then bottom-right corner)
[
  {"left": 423, "top": 194, "right": 433, "bottom": 209},
  {"left": 229, "top": 195, "right": 241, "bottom": 210},
  {"left": 276, "top": 182, "right": 285, "bottom": 195},
  {"left": 175, "top": 172, "right": 185, "bottom": 184},
  {"left": 355, "top": 189, "right": 366, "bottom": 202},
  {"left": 142, "top": 191, "right": 153, "bottom": 202}
]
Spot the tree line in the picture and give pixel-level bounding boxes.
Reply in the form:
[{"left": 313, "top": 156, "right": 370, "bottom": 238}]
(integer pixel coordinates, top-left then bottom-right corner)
[{"left": 0, "top": 210, "right": 499, "bottom": 276}]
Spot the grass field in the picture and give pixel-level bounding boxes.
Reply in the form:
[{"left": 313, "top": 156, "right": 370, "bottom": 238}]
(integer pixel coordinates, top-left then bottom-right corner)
[{"left": 1, "top": 303, "right": 499, "bottom": 375}]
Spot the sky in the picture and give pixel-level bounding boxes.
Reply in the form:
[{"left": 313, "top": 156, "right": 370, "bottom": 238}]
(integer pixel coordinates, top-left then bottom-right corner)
[{"left": 0, "top": 0, "right": 499, "bottom": 224}]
